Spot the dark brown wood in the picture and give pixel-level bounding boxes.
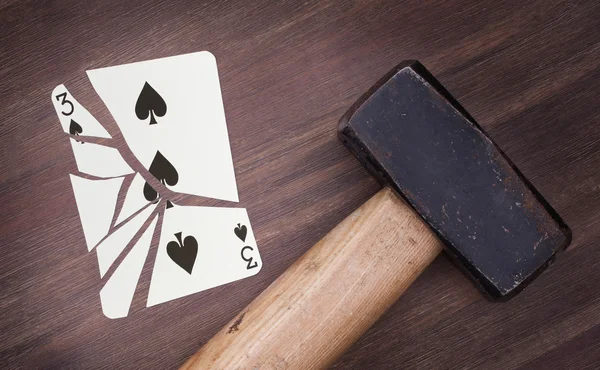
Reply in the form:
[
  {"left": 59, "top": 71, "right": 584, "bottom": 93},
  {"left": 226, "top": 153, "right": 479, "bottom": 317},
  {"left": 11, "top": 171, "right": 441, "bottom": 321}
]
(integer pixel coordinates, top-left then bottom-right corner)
[{"left": 0, "top": 0, "right": 598, "bottom": 369}]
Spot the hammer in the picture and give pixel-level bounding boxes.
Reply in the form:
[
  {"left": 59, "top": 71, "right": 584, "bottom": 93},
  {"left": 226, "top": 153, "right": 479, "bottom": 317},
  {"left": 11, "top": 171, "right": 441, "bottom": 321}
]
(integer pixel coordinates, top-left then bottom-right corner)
[{"left": 181, "top": 61, "right": 572, "bottom": 369}]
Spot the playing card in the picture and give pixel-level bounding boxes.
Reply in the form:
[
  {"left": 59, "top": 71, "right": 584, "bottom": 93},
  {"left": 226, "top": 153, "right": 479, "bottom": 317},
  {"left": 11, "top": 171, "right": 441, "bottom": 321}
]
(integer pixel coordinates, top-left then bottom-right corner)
[
  {"left": 86, "top": 51, "right": 239, "bottom": 202},
  {"left": 115, "top": 173, "right": 155, "bottom": 226},
  {"left": 70, "top": 139, "right": 134, "bottom": 178},
  {"left": 51, "top": 51, "right": 264, "bottom": 319},
  {"left": 147, "top": 204, "right": 261, "bottom": 307},
  {"left": 96, "top": 203, "right": 157, "bottom": 277},
  {"left": 100, "top": 215, "right": 158, "bottom": 319},
  {"left": 52, "top": 84, "right": 111, "bottom": 138},
  {"left": 69, "top": 175, "right": 123, "bottom": 251}
]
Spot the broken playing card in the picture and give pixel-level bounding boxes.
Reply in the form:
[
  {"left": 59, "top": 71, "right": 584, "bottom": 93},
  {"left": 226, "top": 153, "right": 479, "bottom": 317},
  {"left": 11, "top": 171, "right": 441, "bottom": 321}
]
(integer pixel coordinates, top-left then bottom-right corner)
[
  {"left": 147, "top": 204, "right": 261, "bottom": 307},
  {"left": 86, "top": 51, "right": 239, "bottom": 202},
  {"left": 53, "top": 51, "right": 262, "bottom": 319}
]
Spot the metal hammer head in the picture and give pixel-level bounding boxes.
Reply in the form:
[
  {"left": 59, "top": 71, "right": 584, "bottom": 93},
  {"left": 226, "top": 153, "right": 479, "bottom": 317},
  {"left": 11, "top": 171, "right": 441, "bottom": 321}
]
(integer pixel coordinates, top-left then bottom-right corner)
[{"left": 338, "top": 61, "right": 572, "bottom": 299}]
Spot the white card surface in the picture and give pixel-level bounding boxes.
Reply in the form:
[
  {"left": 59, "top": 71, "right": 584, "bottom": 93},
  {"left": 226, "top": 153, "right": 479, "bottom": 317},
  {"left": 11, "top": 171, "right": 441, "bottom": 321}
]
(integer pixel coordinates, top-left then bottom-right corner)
[
  {"left": 69, "top": 175, "right": 123, "bottom": 251},
  {"left": 51, "top": 84, "right": 111, "bottom": 139},
  {"left": 100, "top": 215, "right": 158, "bottom": 319},
  {"left": 86, "top": 51, "right": 239, "bottom": 202},
  {"left": 147, "top": 205, "right": 261, "bottom": 307},
  {"left": 96, "top": 203, "right": 156, "bottom": 277},
  {"left": 70, "top": 139, "right": 134, "bottom": 178},
  {"left": 115, "top": 173, "right": 154, "bottom": 226},
  {"left": 52, "top": 52, "right": 263, "bottom": 319}
]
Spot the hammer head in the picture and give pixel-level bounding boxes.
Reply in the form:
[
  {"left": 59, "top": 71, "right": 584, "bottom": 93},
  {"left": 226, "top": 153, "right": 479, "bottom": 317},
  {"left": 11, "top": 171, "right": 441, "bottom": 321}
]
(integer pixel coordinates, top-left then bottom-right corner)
[{"left": 339, "top": 61, "right": 571, "bottom": 299}]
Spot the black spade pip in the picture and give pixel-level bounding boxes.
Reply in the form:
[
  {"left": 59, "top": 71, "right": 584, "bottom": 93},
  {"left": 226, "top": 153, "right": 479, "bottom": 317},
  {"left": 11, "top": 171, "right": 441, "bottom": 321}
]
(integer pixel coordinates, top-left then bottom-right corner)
[
  {"left": 69, "top": 119, "right": 83, "bottom": 136},
  {"left": 135, "top": 82, "right": 167, "bottom": 125},
  {"left": 143, "top": 151, "right": 179, "bottom": 202},
  {"left": 234, "top": 224, "right": 247, "bottom": 242},
  {"left": 167, "top": 232, "right": 198, "bottom": 274}
]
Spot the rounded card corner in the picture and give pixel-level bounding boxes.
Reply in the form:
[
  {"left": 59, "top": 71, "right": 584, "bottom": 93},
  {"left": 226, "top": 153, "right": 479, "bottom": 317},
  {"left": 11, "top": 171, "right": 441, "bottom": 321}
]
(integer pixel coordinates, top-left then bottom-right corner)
[
  {"left": 100, "top": 295, "right": 127, "bottom": 319},
  {"left": 200, "top": 50, "right": 217, "bottom": 63},
  {"left": 251, "top": 261, "right": 263, "bottom": 276},
  {"left": 51, "top": 84, "right": 65, "bottom": 96}
]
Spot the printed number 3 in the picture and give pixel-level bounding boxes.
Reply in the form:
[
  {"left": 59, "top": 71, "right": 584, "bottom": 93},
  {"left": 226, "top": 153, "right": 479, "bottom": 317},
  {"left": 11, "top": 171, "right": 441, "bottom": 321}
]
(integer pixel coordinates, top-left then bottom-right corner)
[
  {"left": 241, "top": 246, "right": 258, "bottom": 270},
  {"left": 55, "top": 92, "right": 74, "bottom": 116}
]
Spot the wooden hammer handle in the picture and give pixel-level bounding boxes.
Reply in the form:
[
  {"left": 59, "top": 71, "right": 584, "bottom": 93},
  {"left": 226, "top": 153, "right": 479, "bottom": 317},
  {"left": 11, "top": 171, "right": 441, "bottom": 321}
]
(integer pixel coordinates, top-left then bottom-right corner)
[{"left": 181, "top": 187, "right": 443, "bottom": 370}]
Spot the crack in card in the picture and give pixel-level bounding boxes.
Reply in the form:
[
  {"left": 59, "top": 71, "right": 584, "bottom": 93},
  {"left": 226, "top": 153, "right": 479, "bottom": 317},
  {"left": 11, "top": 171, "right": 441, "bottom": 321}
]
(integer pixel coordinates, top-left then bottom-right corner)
[{"left": 115, "top": 173, "right": 156, "bottom": 227}]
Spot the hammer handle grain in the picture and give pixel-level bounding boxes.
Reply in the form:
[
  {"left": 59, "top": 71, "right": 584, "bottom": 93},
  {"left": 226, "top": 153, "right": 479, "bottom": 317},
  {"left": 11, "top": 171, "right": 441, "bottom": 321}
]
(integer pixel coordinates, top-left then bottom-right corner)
[{"left": 181, "top": 188, "right": 443, "bottom": 370}]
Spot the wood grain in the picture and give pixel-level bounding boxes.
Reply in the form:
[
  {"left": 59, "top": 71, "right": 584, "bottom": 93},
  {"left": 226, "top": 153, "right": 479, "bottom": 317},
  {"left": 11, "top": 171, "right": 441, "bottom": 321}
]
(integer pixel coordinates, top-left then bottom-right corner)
[
  {"left": 0, "top": 0, "right": 599, "bottom": 369},
  {"left": 182, "top": 188, "right": 442, "bottom": 369}
]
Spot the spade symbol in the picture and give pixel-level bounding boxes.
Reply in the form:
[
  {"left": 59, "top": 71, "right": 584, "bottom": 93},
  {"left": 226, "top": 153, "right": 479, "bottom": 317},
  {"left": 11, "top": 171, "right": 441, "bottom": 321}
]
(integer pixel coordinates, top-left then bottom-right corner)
[
  {"left": 234, "top": 223, "right": 247, "bottom": 242},
  {"left": 135, "top": 82, "right": 167, "bottom": 125},
  {"left": 69, "top": 119, "right": 83, "bottom": 136},
  {"left": 143, "top": 183, "right": 159, "bottom": 203},
  {"left": 167, "top": 232, "right": 197, "bottom": 274},
  {"left": 143, "top": 151, "right": 178, "bottom": 202},
  {"left": 69, "top": 119, "right": 84, "bottom": 143}
]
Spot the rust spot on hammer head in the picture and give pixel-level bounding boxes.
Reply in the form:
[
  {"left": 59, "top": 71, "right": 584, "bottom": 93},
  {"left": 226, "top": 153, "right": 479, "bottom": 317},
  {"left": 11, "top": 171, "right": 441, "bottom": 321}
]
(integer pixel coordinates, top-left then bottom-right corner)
[{"left": 338, "top": 61, "right": 571, "bottom": 300}]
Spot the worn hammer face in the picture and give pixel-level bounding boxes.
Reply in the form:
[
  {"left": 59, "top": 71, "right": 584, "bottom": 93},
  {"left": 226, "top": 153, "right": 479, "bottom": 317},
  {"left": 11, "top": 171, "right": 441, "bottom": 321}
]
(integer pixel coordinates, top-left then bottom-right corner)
[{"left": 339, "top": 61, "right": 571, "bottom": 299}]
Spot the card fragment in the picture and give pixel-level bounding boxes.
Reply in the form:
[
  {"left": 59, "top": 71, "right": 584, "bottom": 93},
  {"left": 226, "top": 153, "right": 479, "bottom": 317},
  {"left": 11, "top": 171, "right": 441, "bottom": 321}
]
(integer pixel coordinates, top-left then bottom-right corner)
[
  {"left": 69, "top": 139, "right": 133, "bottom": 178},
  {"left": 96, "top": 203, "right": 156, "bottom": 277},
  {"left": 69, "top": 175, "right": 123, "bottom": 251},
  {"left": 52, "top": 84, "right": 111, "bottom": 139},
  {"left": 100, "top": 215, "right": 158, "bottom": 319},
  {"left": 147, "top": 205, "right": 261, "bottom": 307}
]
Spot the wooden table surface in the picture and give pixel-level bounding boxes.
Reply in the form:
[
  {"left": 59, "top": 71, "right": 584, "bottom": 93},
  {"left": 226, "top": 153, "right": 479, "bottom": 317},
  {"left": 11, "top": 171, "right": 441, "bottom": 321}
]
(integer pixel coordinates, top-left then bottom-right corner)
[{"left": 2, "top": 0, "right": 599, "bottom": 368}]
